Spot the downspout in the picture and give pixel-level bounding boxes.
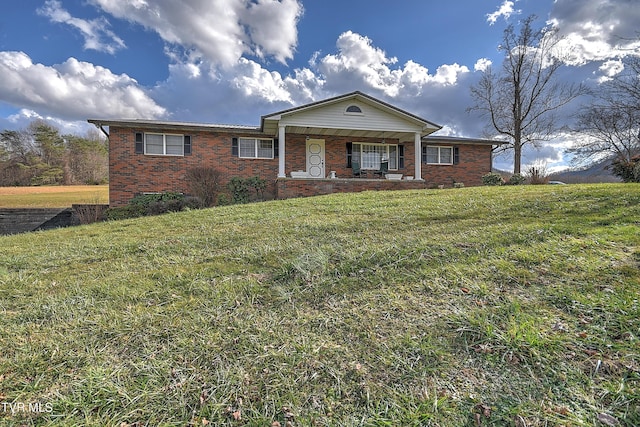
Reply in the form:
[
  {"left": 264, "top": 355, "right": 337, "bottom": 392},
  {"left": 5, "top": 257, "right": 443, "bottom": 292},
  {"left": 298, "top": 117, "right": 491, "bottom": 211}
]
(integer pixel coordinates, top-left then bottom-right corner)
[
  {"left": 490, "top": 145, "right": 497, "bottom": 172},
  {"left": 94, "top": 123, "right": 109, "bottom": 139}
]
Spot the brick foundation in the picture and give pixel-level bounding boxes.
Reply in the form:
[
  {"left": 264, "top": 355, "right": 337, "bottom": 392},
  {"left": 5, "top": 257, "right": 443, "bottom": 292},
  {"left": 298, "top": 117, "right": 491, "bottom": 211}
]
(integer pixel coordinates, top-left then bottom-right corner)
[{"left": 276, "top": 178, "right": 429, "bottom": 199}]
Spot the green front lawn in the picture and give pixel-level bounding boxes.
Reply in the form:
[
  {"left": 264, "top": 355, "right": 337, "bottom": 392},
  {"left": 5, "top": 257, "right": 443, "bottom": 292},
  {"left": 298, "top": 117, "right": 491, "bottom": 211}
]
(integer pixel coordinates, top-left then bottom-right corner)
[{"left": 1, "top": 184, "right": 638, "bottom": 426}]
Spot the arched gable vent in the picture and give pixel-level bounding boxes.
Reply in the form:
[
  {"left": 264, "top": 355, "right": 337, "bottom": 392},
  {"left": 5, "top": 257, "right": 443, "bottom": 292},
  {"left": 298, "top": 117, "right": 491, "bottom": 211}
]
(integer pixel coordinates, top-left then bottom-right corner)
[{"left": 345, "top": 105, "right": 363, "bottom": 114}]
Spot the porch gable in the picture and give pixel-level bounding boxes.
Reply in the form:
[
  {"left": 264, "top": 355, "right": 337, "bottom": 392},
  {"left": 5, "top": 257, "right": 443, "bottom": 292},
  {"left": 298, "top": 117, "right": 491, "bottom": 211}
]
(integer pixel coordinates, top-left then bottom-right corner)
[{"left": 262, "top": 91, "right": 441, "bottom": 140}]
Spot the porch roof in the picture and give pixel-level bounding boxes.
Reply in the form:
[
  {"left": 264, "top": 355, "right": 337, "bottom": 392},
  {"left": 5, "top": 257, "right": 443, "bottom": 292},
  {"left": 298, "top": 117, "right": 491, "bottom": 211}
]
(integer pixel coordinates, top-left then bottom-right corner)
[{"left": 261, "top": 91, "right": 442, "bottom": 142}]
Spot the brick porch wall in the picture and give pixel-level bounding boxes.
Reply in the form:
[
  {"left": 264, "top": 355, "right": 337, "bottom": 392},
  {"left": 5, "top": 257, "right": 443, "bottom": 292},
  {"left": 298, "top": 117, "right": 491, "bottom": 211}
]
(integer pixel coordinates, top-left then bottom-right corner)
[{"left": 276, "top": 178, "right": 428, "bottom": 199}]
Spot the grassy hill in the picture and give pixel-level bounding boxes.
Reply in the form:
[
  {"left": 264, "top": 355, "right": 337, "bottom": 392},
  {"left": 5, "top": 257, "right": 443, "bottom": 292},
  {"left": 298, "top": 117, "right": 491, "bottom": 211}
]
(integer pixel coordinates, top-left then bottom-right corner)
[{"left": 1, "top": 184, "right": 638, "bottom": 426}]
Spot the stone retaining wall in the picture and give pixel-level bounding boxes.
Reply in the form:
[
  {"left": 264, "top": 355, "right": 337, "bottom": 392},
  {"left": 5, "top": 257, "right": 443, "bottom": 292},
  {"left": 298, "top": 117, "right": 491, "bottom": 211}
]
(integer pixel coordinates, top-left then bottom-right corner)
[
  {"left": 0, "top": 208, "right": 73, "bottom": 235},
  {"left": 0, "top": 204, "right": 109, "bottom": 235}
]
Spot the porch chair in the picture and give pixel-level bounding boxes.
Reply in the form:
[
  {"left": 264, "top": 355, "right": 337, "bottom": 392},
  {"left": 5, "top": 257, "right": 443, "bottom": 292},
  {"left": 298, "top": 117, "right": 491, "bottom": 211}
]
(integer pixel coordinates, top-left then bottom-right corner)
[
  {"left": 373, "top": 160, "right": 389, "bottom": 178},
  {"left": 352, "top": 162, "right": 366, "bottom": 178}
]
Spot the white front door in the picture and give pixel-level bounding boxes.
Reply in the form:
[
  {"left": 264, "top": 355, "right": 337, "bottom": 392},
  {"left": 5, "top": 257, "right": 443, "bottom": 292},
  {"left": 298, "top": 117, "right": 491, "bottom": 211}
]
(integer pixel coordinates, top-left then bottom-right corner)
[{"left": 306, "top": 139, "right": 325, "bottom": 178}]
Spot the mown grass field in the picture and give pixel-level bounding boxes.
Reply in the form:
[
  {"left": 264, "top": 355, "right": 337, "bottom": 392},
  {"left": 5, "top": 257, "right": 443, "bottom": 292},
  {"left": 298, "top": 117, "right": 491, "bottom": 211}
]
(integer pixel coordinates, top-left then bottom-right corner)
[
  {"left": 0, "top": 184, "right": 638, "bottom": 426},
  {"left": 0, "top": 185, "right": 109, "bottom": 208}
]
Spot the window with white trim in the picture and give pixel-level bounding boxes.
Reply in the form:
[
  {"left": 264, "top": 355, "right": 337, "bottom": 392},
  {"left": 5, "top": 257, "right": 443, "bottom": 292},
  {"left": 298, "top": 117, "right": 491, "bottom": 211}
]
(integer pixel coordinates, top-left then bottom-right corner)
[
  {"left": 425, "top": 146, "right": 453, "bottom": 165},
  {"left": 352, "top": 142, "right": 398, "bottom": 170},
  {"left": 238, "top": 138, "right": 274, "bottom": 159},
  {"left": 145, "top": 133, "right": 185, "bottom": 156}
]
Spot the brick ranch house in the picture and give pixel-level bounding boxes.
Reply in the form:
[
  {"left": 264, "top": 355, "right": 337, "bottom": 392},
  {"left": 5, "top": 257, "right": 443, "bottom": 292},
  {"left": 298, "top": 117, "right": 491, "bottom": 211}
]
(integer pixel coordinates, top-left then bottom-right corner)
[{"left": 89, "top": 91, "right": 500, "bottom": 207}]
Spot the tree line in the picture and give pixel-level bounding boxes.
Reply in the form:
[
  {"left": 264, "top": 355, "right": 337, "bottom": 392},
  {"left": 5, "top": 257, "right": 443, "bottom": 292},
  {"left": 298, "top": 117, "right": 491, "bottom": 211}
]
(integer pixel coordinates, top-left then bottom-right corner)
[
  {"left": 0, "top": 120, "right": 108, "bottom": 186},
  {"left": 469, "top": 15, "right": 640, "bottom": 182}
]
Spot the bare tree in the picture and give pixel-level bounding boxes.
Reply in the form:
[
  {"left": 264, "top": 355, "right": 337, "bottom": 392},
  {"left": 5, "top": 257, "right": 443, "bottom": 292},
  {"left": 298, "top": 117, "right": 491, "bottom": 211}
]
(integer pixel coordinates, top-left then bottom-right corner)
[
  {"left": 65, "top": 134, "right": 108, "bottom": 185},
  {"left": 469, "top": 15, "right": 584, "bottom": 174},
  {"left": 605, "top": 54, "right": 640, "bottom": 113},
  {"left": 0, "top": 129, "right": 41, "bottom": 185},
  {"left": 0, "top": 129, "right": 36, "bottom": 163},
  {"left": 185, "top": 166, "right": 222, "bottom": 207},
  {"left": 569, "top": 56, "right": 640, "bottom": 167}
]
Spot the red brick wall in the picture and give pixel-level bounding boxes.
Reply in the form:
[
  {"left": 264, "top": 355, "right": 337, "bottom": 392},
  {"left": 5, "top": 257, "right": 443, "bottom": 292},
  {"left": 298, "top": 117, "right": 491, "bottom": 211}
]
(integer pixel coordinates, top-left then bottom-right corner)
[
  {"left": 280, "top": 135, "right": 492, "bottom": 186},
  {"left": 423, "top": 144, "right": 492, "bottom": 187},
  {"left": 108, "top": 126, "right": 279, "bottom": 206},
  {"left": 108, "top": 127, "right": 493, "bottom": 206}
]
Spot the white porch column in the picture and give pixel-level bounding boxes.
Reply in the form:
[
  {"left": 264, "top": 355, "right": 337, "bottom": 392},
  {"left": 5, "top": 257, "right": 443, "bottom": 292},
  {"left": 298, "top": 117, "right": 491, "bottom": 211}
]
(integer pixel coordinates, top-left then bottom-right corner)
[
  {"left": 278, "top": 125, "right": 286, "bottom": 178},
  {"left": 414, "top": 132, "right": 422, "bottom": 180}
]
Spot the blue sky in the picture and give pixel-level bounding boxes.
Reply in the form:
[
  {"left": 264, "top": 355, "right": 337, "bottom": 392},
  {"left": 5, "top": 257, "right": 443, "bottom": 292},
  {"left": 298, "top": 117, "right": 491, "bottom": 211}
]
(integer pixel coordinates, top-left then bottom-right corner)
[{"left": 1, "top": 0, "right": 639, "bottom": 171}]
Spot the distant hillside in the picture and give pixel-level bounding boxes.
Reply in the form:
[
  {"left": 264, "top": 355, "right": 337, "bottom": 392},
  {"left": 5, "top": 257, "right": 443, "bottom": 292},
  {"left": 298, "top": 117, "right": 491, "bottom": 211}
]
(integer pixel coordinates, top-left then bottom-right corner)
[
  {"left": 549, "top": 158, "right": 621, "bottom": 184},
  {"left": 494, "top": 158, "right": 621, "bottom": 183}
]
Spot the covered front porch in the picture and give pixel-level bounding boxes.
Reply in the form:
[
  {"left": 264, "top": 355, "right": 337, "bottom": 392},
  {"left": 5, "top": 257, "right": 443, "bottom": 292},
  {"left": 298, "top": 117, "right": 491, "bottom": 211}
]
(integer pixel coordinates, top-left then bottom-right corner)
[
  {"left": 274, "top": 126, "right": 427, "bottom": 181},
  {"left": 261, "top": 91, "right": 442, "bottom": 187}
]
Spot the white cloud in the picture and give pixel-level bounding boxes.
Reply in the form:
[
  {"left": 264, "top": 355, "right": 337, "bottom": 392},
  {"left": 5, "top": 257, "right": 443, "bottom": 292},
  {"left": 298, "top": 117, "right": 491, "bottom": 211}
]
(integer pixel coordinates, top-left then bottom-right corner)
[
  {"left": 491, "top": 130, "right": 579, "bottom": 173},
  {"left": 316, "top": 31, "right": 470, "bottom": 97},
  {"left": 231, "top": 58, "right": 329, "bottom": 105},
  {"left": 486, "top": 1, "right": 520, "bottom": 25},
  {"left": 150, "top": 29, "right": 475, "bottom": 125},
  {"left": 548, "top": 0, "right": 640, "bottom": 65},
  {"left": 37, "top": 0, "right": 126, "bottom": 54},
  {"left": 149, "top": 29, "right": 480, "bottom": 139},
  {"left": 433, "top": 63, "right": 470, "bottom": 85},
  {"left": 242, "top": 0, "right": 302, "bottom": 63},
  {"left": 151, "top": 59, "right": 272, "bottom": 125},
  {"left": 231, "top": 58, "right": 294, "bottom": 103},
  {"left": 0, "top": 51, "right": 166, "bottom": 121},
  {"left": 150, "top": 54, "right": 324, "bottom": 126},
  {"left": 596, "top": 59, "right": 625, "bottom": 83},
  {"left": 474, "top": 58, "right": 492, "bottom": 72},
  {"left": 8, "top": 108, "right": 93, "bottom": 135},
  {"left": 89, "top": 0, "right": 303, "bottom": 67}
]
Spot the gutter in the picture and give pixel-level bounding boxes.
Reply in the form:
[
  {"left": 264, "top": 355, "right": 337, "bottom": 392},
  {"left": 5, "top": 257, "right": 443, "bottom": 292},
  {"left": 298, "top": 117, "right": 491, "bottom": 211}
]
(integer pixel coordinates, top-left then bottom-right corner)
[{"left": 88, "top": 120, "right": 110, "bottom": 138}]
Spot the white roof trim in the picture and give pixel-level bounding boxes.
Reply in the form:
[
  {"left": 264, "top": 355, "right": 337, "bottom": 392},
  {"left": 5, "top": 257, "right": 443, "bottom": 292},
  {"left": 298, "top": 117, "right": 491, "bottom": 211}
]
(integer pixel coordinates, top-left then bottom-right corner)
[{"left": 262, "top": 91, "right": 441, "bottom": 132}]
